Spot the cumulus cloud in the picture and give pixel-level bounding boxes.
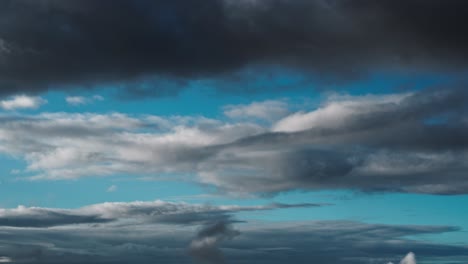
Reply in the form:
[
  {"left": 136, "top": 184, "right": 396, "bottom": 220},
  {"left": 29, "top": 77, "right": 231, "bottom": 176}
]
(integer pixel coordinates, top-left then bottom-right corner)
[
  {"left": 1, "top": 0, "right": 468, "bottom": 96},
  {"left": 0, "top": 95, "right": 46, "bottom": 110},
  {"left": 0, "top": 112, "right": 266, "bottom": 180}
]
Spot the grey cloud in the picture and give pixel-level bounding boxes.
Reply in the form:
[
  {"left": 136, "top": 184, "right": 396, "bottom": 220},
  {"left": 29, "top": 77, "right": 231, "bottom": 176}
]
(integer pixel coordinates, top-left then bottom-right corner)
[
  {"left": 1, "top": 0, "right": 468, "bottom": 96},
  {"left": 0, "top": 201, "right": 322, "bottom": 263},
  {"left": 0, "top": 201, "right": 323, "bottom": 228},
  {"left": 1, "top": 88, "right": 468, "bottom": 195},
  {"left": 0, "top": 220, "right": 466, "bottom": 264},
  {"left": 189, "top": 220, "right": 240, "bottom": 264},
  {"left": 0, "top": 208, "right": 111, "bottom": 228},
  {"left": 197, "top": 88, "right": 468, "bottom": 195}
]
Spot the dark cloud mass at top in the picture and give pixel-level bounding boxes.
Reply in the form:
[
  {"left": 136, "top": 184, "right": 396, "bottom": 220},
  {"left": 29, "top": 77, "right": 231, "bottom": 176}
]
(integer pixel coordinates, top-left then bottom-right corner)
[{"left": 1, "top": 0, "right": 468, "bottom": 96}]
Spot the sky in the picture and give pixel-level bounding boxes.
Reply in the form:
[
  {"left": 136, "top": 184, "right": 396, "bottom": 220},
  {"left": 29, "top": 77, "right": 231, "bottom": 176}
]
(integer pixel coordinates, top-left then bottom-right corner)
[{"left": 0, "top": 0, "right": 468, "bottom": 263}]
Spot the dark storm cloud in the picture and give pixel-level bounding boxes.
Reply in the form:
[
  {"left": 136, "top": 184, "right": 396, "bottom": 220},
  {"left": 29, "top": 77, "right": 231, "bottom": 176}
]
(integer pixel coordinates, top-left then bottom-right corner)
[{"left": 1, "top": 0, "right": 468, "bottom": 96}]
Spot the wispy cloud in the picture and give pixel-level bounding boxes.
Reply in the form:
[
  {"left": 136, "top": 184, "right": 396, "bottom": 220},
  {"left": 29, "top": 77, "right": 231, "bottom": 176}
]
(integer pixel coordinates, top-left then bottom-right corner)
[
  {"left": 66, "top": 95, "right": 104, "bottom": 106},
  {"left": 107, "top": 185, "right": 118, "bottom": 193},
  {"left": 0, "top": 201, "right": 323, "bottom": 228},
  {"left": 224, "top": 100, "right": 289, "bottom": 122}
]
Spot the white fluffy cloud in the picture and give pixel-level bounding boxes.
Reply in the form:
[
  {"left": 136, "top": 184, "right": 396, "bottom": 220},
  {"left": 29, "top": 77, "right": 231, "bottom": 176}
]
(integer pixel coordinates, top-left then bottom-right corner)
[
  {"left": 0, "top": 95, "right": 47, "bottom": 110},
  {"left": 400, "top": 252, "right": 416, "bottom": 264},
  {"left": 0, "top": 112, "right": 265, "bottom": 180}
]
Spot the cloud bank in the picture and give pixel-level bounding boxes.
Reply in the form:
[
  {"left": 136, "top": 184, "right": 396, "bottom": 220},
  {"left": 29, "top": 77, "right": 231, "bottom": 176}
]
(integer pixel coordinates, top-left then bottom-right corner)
[
  {"left": 1, "top": 87, "right": 468, "bottom": 195},
  {"left": 1, "top": 0, "right": 468, "bottom": 96},
  {"left": 0, "top": 200, "right": 323, "bottom": 264},
  {"left": 0, "top": 201, "right": 322, "bottom": 228},
  {"left": 0, "top": 203, "right": 465, "bottom": 264}
]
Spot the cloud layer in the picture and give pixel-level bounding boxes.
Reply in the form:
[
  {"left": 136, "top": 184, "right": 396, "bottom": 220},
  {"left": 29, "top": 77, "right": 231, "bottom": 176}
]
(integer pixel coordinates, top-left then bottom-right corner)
[
  {"left": 0, "top": 200, "right": 323, "bottom": 264},
  {"left": 0, "top": 200, "right": 465, "bottom": 264},
  {"left": 1, "top": 0, "right": 468, "bottom": 96},
  {"left": 1, "top": 87, "right": 468, "bottom": 195},
  {"left": 0, "top": 201, "right": 322, "bottom": 228}
]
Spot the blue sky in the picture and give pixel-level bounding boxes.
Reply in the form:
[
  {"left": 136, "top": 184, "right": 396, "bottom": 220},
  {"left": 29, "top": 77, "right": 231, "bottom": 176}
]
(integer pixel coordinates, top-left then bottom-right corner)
[
  {"left": 1, "top": 74, "right": 467, "bottom": 254},
  {"left": 1, "top": 1, "right": 468, "bottom": 264}
]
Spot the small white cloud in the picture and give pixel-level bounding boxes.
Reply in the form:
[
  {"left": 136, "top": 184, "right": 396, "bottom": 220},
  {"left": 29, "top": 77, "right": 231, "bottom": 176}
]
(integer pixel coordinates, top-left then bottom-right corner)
[
  {"left": 0, "top": 39, "right": 11, "bottom": 54},
  {"left": 92, "top": 95, "right": 105, "bottom": 101},
  {"left": 66, "top": 96, "right": 87, "bottom": 106},
  {"left": 400, "top": 252, "right": 416, "bottom": 264},
  {"left": 66, "top": 95, "right": 104, "bottom": 106},
  {"left": 10, "top": 169, "right": 21, "bottom": 175},
  {"left": 0, "top": 257, "right": 12, "bottom": 263},
  {"left": 107, "top": 185, "right": 118, "bottom": 192},
  {"left": 224, "top": 100, "right": 289, "bottom": 121},
  {"left": 0, "top": 95, "right": 47, "bottom": 111}
]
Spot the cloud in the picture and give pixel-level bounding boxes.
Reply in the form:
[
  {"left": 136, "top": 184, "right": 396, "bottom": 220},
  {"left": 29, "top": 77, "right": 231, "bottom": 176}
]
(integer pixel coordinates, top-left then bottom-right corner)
[
  {"left": 0, "top": 95, "right": 46, "bottom": 110},
  {"left": 0, "top": 201, "right": 322, "bottom": 228},
  {"left": 0, "top": 216, "right": 465, "bottom": 264},
  {"left": 189, "top": 220, "right": 240, "bottom": 264},
  {"left": 0, "top": 257, "right": 12, "bottom": 263},
  {"left": 224, "top": 100, "right": 289, "bottom": 121},
  {"left": 106, "top": 185, "right": 117, "bottom": 192},
  {"left": 272, "top": 93, "right": 411, "bottom": 132},
  {"left": 0, "top": 200, "right": 324, "bottom": 263},
  {"left": 1, "top": 0, "right": 468, "bottom": 96},
  {"left": 0, "top": 205, "right": 112, "bottom": 227},
  {"left": 0, "top": 112, "right": 266, "bottom": 180},
  {"left": 1, "top": 88, "right": 468, "bottom": 195},
  {"left": 66, "top": 95, "right": 104, "bottom": 106},
  {"left": 400, "top": 252, "right": 416, "bottom": 264},
  {"left": 199, "top": 88, "right": 468, "bottom": 195},
  {"left": 65, "top": 96, "right": 86, "bottom": 106}
]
